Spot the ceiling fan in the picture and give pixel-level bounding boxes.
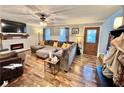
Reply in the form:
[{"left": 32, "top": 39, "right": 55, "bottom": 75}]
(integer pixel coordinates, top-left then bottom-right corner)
[
  {"left": 37, "top": 13, "right": 49, "bottom": 27},
  {"left": 19, "top": 5, "right": 72, "bottom": 24},
  {"left": 0, "top": 5, "right": 73, "bottom": 25},
  {"left": 34, "top": 12, "right": 65, "bottom": 25},
  {"left": 39, "top": 14, "right": 47, "bottom": 22}
]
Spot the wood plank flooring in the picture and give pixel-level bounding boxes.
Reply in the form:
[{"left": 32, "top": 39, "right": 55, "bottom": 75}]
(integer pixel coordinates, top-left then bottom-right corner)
[{"left": 7, "top": 52, "right": 99, "bottom": 87}]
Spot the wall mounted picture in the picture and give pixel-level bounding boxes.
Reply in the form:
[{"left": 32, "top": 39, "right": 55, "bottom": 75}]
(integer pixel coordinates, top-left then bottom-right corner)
[{"left": 72, "top": 28, "right": 79, "bottom": 34}]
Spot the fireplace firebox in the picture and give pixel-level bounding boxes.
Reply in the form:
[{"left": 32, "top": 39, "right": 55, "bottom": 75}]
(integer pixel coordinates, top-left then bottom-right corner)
[{"left": 10, "top": 43, "right": 24, "bottom": 50}]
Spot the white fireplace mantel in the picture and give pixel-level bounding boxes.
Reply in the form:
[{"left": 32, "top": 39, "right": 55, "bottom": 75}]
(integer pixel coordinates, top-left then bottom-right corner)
[{"left": 2, "top": 39, "right": 30, "bottom": 51}]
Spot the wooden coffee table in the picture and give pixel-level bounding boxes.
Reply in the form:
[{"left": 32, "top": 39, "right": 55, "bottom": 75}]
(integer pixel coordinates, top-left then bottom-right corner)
[{"left": 44, "top": 58, "right": 60, "bottom": 76}]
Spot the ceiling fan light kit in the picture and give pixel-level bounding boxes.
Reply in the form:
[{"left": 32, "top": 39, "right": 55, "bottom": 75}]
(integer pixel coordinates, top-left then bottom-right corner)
[{"left": 40, "top": 21, "right": 47, "bottom": 27}]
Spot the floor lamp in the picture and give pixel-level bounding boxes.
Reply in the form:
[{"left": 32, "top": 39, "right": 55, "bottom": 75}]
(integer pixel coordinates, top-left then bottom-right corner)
[
  {"left": 38, "top": 31, "right": 41, "bottom": 45},
  {"left": 76, "top": 36, "right": 82, "bottom": 48},
  {"left": 76, "top": 36, "right": 83, "bottom": 55}
]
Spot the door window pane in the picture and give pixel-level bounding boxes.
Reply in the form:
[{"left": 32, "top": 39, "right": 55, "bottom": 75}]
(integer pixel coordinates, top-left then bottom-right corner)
[{"left": 86, "top": 29, "right": 96, "bottom": 43}]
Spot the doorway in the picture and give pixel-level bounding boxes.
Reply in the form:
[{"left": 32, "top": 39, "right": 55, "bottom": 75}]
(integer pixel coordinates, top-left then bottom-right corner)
[{"left": 83, "top": 27, "right": 100, "bottom": 56}]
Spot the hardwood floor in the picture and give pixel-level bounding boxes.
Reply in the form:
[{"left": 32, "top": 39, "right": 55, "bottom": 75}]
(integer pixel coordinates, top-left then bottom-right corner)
[{"left": 7, "top": 52, "right": 99, "bottom": 87}]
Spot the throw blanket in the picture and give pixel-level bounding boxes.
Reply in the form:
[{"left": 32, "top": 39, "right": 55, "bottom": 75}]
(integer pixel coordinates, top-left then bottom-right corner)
[
  {"left": 103, "top": 33, "right": 124, "bottom": 86},
  {"left": 103, "top": 46, "right": 121, "bottom": 80}
]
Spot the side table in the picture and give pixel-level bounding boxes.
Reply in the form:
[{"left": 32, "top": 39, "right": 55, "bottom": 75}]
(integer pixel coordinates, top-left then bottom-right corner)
[{"left": 44, "top": 58, "right": 60, "bottom": 76}]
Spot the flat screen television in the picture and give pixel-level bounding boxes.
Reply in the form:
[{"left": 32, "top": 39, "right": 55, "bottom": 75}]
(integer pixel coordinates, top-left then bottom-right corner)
[{"left": 1, "top": 19, "right": 26, "bottom": 33}]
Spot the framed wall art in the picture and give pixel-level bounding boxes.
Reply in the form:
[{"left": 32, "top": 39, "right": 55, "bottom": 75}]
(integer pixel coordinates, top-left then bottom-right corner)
[{"left": 72, "top": 28, "right": 79, "bottom": 34}]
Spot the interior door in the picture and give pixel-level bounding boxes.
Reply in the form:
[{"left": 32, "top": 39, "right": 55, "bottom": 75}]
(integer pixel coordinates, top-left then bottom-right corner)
[{"left": 83, "top": 27, "right": 100, "bottom": 56}]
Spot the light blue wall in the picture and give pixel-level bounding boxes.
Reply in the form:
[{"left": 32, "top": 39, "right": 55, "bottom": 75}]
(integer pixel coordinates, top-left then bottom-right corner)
[{"left": 98, "top": 8, "right": 123, "bottom": 55}]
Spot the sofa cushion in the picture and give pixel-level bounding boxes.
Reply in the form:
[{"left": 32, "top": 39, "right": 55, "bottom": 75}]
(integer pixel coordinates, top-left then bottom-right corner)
[
  {"left": 31, "top": 45, "right": 44, "bottom": 49},
  {"left": 30, "top": 45, "right": 44, "bottom": 53},
  {"left": 36, "top": 51, "right": 48, "bottom": 59},
  {"left": 66, "top": 44, "right": 71, "bottom": 48},
  {"left": 41, "top": 46, "right": 57, "bottom": 52},
  {"left": 40, "top": 41, "right": 45, "bottom": 46},
  {"left": 45, "top": 40, "right": 54, "bottom": 46},
  {"left": 61, "top": 43, "right": 67, "bottom": 49},
  {"left": 53, "top": 42, "right": 58, "bottom": 48},
  {"left": 36, "top": 46, "right": 57, "bottom": 59}
]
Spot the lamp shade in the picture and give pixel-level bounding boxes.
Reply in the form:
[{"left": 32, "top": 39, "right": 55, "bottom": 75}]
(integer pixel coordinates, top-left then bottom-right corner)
[
  {"left": 113, "top": 17, "right": 124, "bottom": 29},
  {"left": 75, "top": 36, "right": 82, "bottom": 44}
]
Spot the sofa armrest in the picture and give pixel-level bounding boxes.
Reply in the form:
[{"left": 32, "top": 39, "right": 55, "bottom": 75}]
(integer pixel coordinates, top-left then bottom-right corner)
[
  {"left": 30, "top": 45, "right": 44, "bottom": 53},
  {"left": 60, "top": 43, "right": 77, "bottom": 71},
  {"left": 53, "top": 49, "right": 63, "bottom": 58}
]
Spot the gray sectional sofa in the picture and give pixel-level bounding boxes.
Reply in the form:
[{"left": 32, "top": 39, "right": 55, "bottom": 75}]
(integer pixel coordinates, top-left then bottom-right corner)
[{"left": 30, "top": 40, "right": 77, "bottom": 72}]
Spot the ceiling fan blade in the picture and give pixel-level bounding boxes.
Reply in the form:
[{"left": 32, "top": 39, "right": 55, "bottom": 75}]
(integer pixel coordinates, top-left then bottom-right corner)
[
  {"left": 0, "top": 10, "right": 32, "bottom": 15},
  {"left": 48, "top": 15, "right": 67, "bottom": 21},
  {"left": 45, "top": 18, "right": 53, "bottom": 22},
  {"left": 51, "top": 7, "right": 74, "bottom": 14},
  {"left": 25, "top": 5, "right": 41, "bottom": 12},
  {"left": 35, "top": 12, "right": 51, "bottom": 18},
  {"left": 27, "top": 15, "right": 39, "bottom": 20}
]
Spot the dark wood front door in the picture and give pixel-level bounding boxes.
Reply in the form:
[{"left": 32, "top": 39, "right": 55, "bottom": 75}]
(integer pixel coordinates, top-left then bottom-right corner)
[{"left": 83, "top": 27, "right": 100, "bottom": 56}]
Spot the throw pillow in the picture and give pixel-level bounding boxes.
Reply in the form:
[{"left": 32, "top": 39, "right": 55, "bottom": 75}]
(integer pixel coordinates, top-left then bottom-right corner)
[
  {"left": 53, "top": 42, "right": 58, "bottom": 47},
  {"left": 40, "top": 41, "right": 45, "bottom": 46},
  {"left": 66, "top": 44, "right": 71, "bottom": 48},
  {"left": 61, "top": 43, "right": 67, "bottom": 49}
]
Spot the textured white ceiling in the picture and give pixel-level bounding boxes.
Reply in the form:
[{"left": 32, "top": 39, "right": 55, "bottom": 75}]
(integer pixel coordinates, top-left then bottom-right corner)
[{"left": 0, "top": 5, "right": 122, "bottom": 26}]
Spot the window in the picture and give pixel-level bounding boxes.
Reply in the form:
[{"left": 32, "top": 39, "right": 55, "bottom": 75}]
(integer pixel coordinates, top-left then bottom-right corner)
[
  {"left": 59, "top": 28, "right": 69, "bottom": 42},
  {"left": 59, "top": 28, "right": 66, "bottom": 42},
  {"left": 86, "top": 29, "right": 97, "bottom": 43},
  {"left": 43, "top": 28, "right": 51, "bottom": 40}
]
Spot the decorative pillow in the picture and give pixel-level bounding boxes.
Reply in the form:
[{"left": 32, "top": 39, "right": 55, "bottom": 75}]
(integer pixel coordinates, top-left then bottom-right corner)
[
  {"left": 53, "top": 42, "right": 58, "bottom": 47},
  {"left": 61, "top": 43, "right": 67, "bottom": 49},
  {"left": 40, "top": 41, "right": 45, "bottom": 46},
  {"left": 66, "top": 44, "right": 71, "bottom": 48}
]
